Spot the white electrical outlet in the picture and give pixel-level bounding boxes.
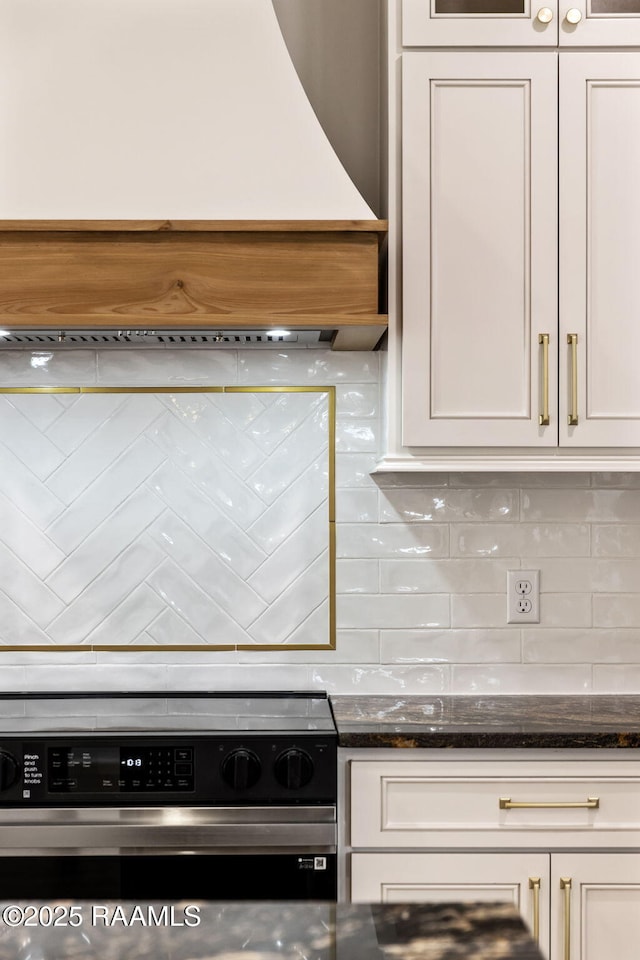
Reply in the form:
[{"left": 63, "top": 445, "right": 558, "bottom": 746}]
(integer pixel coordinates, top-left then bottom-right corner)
[{"left": 507, "top": 569, "right": 540, "bottom": 623}]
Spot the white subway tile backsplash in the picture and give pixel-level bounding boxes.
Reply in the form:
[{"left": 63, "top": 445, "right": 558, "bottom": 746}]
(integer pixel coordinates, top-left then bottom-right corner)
[
  {"left": 97, "top": 349, "right": 237, "bottom": 384},
  {"left": 337, "top": 594, "right": 450, "bottom": 630},
  {"left": 150, "top": 462, "right": 266, "bottom": 576},
  {"left": 373, "top": 472, "right": 449, "bottom": 489},
  {"left": 335, "top": 453, "right": 381, "bottom": 488},
  {"left": 525, "top": 557, "right": 640, "bottom": 592},
  {"left": 0, "top": 350, "right": 97, "bottom": 385},
  {"left": 310, "top": 664, "right": 450, "bottom": 694},
  {"left": 145, "top": 609, "right": 220, "bottom": 649},
  {"left": 380, "top": 559, "right": 510, "bottom": 594},
  {"left": 1, "top": 399, "right": 67, "bottom": 479},
  {"left": 522, "top": 488, "right": 640, "bottom": 523},
  {"left": 45, "top": 490, "right": 166, "bottom": 603},
  {"left": 335, "top": 488, "right": 379, "bottom": 523},
  {"left": 148, "top": 561, "right": 253, "bottom": 646},
  {"left": 449, "top": 472, "right": 591, "bottom": 488},
  {"left": 335, "top": 419, "right": 378, "bottom": 453},
  {"left": 536, "top": 594, "right": 592, "bottom": 628},
  {"left": 165, "top": 663, "right": 313, "bottom": 691},
  {"left": 0, "top": 544, "right": 65, "bottom": 628},
  {"left": 380, "top": 488, "right": 518, "bottom": 524},
  {"left": 337, "top": 523, "right": 449, "bottom": 559},
  {"left": 335, "top": 383, "right": 379, "bottom": 418},
  {"left": 246, "top": 555, "right": 329, "bottom": 645},
  {"left": 592, "top": 524, "right": 640, "bottom": 557},
  {"left": 451, "top": 664, "right": 592, "bottom": 694},
  {"left": 590, "top": 473, "right": 640, "bottom": 488},
  {"left": 45, "top": 539, "right": 166, "bottom": 644},
  {"left": 523, "top": 628, "right": 640, "bottom": 663},
  {"left": 86, "top": 585, "right": 167, "bottom": 647},
  {"left": 248, "top": 508, "right": 328, "bottom": 603},
  {"left": 593, "top": 665, "right": 640, "bottom": 692},
  {"left": 248, "top": 456, "right": 327, "bottom": 553},
  {"left": 47, "top": 437, "right": 166, "bottom": 554},
  {"left": 0, "top": 666, "right": 27, "bottom": 688},
  {"left": 380, "top": 629, "right": 521, "bottom": 663},
  {"left": 0, "top": 446, "right": 65, "bottom": 528},
  {"left": 450, "top": 594, "right": 505, "bottom": 630},
  {"left": 0, "top": 492, "right": 67, "bottom": 579},
  {"left": 24, "top": 662, "right": 169, "bottom": 690},
  {"left": 0, "top": 594, "right": 57, "bottom": 646},
  {"left": 336, "top": 559, "right": 380, "bottom": 594},
  {"left": 4, "top": 348, "right": 640, "bottom": 694},
  {"left": 236, "top": 630, "right": 381, "bottom": 663},
  {"left": 593, "top": 593, "right": 640, "bottom": 628},
  {"left": 452, "top": 523, "right": 590, "bottom": 558},
  {"left": 237, "top": 351, "right": 380, "bottom": 385}
]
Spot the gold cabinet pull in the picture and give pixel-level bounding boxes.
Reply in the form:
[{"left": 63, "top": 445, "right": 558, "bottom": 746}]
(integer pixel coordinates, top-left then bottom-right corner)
[
  {"left": 567, "top": 333, "right": 578, "bottom": 425},
  {"left": 499, "top": 797, "right": 599, "bottom": 809},
  {"left": 529, "top": 877, "right": 541, "bottom": 944},
  {"left": 560, "top": 877, "right": 572, "bottom": 960},
  {"left": 538, "top": 333, "right": 550, "bottom": 426}
]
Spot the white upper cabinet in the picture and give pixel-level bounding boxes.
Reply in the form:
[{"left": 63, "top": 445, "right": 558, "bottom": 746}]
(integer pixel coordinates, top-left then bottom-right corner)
[
  {"left": 559, "top": 53, "right": 640, "bottom": 446},
  {"left": 403, "top": 0, "right": 640, "bottom": 45},
  {"left": 402, "top": 52, "right": 558, "bottom": 447},
  {"left": 402, "top": 50, "right": 640, "bottom": 450},
  {"left": 388, "top": 0, "right": 640, "bottom": 467}
]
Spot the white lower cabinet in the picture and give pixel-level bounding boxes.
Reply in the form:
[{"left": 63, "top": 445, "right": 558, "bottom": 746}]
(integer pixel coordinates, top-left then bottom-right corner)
[
  {"left": 550, "top": 854, "right": 640, "bottom": 960},
  {"left": 352, "top": 851, "right": 640, "bottom": 960},
  {"left": 347, "top": 755, "right": 640, "bottom": 960},
  {"left": 352, "top": 852, "right": 551, "bottom": 953}
]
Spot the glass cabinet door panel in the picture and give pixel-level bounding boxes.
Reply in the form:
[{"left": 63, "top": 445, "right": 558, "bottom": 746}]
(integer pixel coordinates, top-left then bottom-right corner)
[
  {"left": 434, "top": 0, "right": 525, "bottom": 14},
  {"left": 403, "top": 0, "right": 557, "bottom": 44},
  {"left": 590, "top": 0, "right": 640, "bottom": 12},
  {"left": 560, "top": 0, "right": 640, "bottom": 41}
]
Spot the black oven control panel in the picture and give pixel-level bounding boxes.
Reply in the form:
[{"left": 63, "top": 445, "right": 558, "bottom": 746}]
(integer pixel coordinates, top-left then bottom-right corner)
[
  {"left": 48, "top": 744, "right": 195, "bottom": 793},
  {"left": 0, "top": 735, "right": 337, "bottom": 807},
  {"left": 0, "top": 743, "right": 195, "bottom": 799}
]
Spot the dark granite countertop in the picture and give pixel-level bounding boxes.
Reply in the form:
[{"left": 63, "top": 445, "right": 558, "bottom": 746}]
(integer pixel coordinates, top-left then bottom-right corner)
[
  {"left": 0, "top": 901, "right": 542, "bottom": 960},
  {"left": 331, "top": 694, "right": 640, "bottom": 749}
]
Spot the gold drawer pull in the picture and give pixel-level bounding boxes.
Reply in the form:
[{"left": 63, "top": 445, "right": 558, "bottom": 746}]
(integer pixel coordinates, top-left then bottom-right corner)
[
  {"left": 538, "top": 333, "right": 550, "bottom": 426},
  {"left": 499, "top": 796, "right": 599, "bottom": 810},
  {"left": 561, "top": 877, "right": 572, "bottom": 960},
  {"left": 567, "top": 333, "right": 578, "bottom": 425},
  {"left": 529, "top": 877, "right": 541, "bottom": 944}
]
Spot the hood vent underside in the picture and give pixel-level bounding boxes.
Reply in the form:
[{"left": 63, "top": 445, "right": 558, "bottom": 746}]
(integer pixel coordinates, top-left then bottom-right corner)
[{"left": 0, "top": 329, "right": 330, "bottom": 349}]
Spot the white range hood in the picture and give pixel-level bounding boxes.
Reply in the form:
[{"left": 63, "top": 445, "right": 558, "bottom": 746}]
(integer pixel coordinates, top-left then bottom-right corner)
[
  {"left": 0, "top": 0, "right": 374, "bottom": 219},
  {"left": 0, "top": 0, "right": 386, "bottom": 348}
]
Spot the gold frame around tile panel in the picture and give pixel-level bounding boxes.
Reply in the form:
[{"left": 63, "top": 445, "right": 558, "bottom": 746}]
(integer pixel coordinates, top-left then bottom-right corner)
[{"left": 0, "top": 385, "right": 336, "bottom": 653}]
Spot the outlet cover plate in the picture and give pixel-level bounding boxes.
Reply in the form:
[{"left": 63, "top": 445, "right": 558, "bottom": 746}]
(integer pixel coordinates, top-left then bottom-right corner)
[{"left": 507, "top": 569, "right": 540, "bottom": 623}]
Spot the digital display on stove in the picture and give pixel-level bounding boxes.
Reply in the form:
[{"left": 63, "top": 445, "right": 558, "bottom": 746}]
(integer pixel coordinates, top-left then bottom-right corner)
[{"left": 47, "top": 745, "right": 194, "bottom": 793}]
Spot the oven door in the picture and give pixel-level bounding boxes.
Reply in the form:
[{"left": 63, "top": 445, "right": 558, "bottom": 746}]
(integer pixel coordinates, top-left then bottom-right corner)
[{"left": 0, "top": 806, "right": 337, "bottom": 900}]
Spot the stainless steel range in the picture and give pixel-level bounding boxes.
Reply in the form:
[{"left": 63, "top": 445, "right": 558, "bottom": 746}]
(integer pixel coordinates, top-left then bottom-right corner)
[{"left": 0, "top": 691, "right": 337, "bottom": 900}]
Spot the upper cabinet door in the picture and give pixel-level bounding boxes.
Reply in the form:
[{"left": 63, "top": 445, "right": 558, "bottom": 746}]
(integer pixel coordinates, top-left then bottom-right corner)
[
  {"left": 559, "top": 53, "right": 640, "bottom": 446},
  {"left": 559, "top": 0, "right": 640, "bottom": 45},
  {"left": 402, "top": 52, "right": 558, "bottom": 448},
  {"left": 402, "top": 0, "right": 558, "bottom": 45}
]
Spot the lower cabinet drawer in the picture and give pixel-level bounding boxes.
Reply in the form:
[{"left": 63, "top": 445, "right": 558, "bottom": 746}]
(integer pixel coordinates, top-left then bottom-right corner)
[{"left": 350, "top": 759, "right": 640, "bottom": 848}]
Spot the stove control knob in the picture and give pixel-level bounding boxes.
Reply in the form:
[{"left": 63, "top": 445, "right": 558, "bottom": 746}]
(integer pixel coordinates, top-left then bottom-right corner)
[
  {"left": 274, "top": 748, "right": 314, "bottom": 790},
  {"left": 0, "top": 750, "right": 19, "bottom": 791},
  {"left": 220, "top": 748, "right": 261, "bottom": 790}
]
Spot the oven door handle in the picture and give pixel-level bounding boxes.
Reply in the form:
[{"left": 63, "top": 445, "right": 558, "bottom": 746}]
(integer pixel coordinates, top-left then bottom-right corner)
[{"left": 0, "top": 821, "right": 336, "bottom": 855}]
